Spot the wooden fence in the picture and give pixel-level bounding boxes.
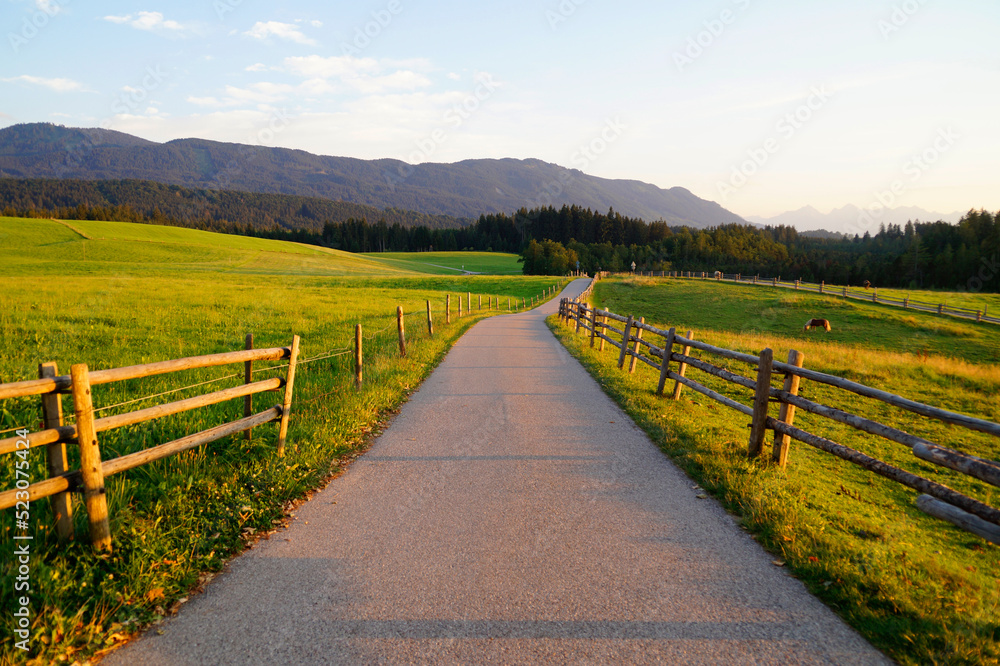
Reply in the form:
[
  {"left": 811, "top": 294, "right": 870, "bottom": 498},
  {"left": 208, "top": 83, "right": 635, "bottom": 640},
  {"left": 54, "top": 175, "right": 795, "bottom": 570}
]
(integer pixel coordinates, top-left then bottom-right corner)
[
  {"left": 0, "top": 285, "right": 562, "bottom": 550},
  {"left": 624, "top": 270, "right": 999, "bottom": 325},
  {"left": 558, "top": 282, "right": 1000, "bottom": 545},
  {"left": 0, "top": 339, "right": 300, "bottom": 551}
]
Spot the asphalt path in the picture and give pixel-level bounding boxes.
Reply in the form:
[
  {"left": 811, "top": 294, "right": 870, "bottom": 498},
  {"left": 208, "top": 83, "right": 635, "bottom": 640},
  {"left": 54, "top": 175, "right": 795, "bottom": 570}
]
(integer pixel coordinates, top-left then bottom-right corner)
[{"left": 106, "top": 278, "right": 888, "bottom": 665}]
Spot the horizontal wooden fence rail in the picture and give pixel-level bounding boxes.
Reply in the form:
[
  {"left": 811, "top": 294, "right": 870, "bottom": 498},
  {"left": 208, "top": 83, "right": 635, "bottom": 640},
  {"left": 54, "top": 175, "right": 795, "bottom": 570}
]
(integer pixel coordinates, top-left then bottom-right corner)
[
  {"left": 0, "top": 340, "right": 299, "bottom": 551},
  {"left": 622, "top": 269, "right": 1000, "bottom": 326},
  {"left": 2, "top": 285, "right": 564, "bottom": 551},
  {"left": 558, "top": 279, "right": 1000, "bottom": 545}
]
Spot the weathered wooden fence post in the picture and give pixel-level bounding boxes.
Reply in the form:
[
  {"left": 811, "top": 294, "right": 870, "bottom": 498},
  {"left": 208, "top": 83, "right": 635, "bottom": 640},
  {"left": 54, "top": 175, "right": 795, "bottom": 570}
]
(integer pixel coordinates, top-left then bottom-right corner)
[
  {"left": 656, "top": 328, "right": 676, "bottom": 395},
  {"left": 426, "top": 300, "right": 434, "bottom": 337},
  {"left": 671, "top": 331, "right": 694, "bottom": 400},
  {"left": 355, "top": 324, "right": 363, "bottom": 388},
  {"left": 468, "top": 292, "right": 471, "bottom": 313},
  {"left": 628, "top": 317, "right": 645, "bottom": 373},
  {"left": 598, "top": 315, "right": 608, "bottom": 352},
  {"left": 772, "top": 349, "right": 804, "bottom": 468},
  {"left": 575, "top": 300, "right": 583, "bottom": 334},
  {"left": 820, "top": 280, "right": 824, "bottom": 293},
  {"left": 446, "top": 294, "right": 451, "bottom": 324},
  {"left": 617, "top": 315, "right": 634, "bottom": 370},
  {"left": 70, "top": 363, "right": 111, "bottom": 551},
  {"left": 589, "top": 307, "right": 599, "bottom": 347},
  {"left": 40, "top": 362, "right": 72, "bottom": 541},
  {"left": 277, "top": 335, "right": 300, "bottom": 456},
  {"left": 244, "top": 333, "right": 253, "bottom": 441},
  {"left": 458, "top": 295, "right": 462, "bottom": 318},
  {"left": 479, "top": 294, "right": 482, "bottom": 310},
  {"left": 397, "top": 306, "right": 406, "bottom": 357},
  {"left": 747, "top": 347, "right": 774, "bottom": 459},
  {"left": 507, "top": 297, "right": 511, "bottom": 311}
]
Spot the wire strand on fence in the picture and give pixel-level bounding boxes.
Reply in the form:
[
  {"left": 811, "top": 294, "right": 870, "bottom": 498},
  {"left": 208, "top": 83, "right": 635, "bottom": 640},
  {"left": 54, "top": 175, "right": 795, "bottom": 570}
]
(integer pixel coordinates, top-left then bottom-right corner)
[
  {"left": 297, "top": 349, "right": 353, "bottom": 365},
  {"left": 93, "top": 371, "right": 244, "bottom": 415}
]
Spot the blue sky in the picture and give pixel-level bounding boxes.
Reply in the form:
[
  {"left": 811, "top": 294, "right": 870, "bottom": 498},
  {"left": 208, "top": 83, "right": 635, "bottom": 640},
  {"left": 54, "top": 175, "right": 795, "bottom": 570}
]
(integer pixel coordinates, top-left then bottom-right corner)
[{"left": 2, "top": 0, "right": 998, "bottom": 218}]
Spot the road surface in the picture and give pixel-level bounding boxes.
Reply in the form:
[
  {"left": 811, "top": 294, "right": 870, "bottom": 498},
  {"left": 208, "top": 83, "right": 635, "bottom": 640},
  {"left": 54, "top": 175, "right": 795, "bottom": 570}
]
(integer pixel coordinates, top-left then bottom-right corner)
[{"left": 106, "top": 278, "right": 888, "bottom": 665}]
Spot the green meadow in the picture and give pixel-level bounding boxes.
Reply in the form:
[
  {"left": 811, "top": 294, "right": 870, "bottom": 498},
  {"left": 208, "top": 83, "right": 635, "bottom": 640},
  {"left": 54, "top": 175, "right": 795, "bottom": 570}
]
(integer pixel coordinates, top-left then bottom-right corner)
[
  {"left": 0, "top": 217, "right": 562, "bottom": 664},
  {"left": 552, "top": 275, "right": 1000, "bottom": 666},
  {"left": 362, "top": 250, "right": 523, "bottom": 275}
]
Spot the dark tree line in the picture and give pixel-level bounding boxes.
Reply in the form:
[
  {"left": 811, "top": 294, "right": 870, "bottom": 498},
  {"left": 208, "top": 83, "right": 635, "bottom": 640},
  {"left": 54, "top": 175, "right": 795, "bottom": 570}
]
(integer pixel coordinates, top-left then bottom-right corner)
[
  {"left": 511, "top": 206, "right": 999, "bottom": 293},
  {"left": 3, "top": 176, "right": 996, "bottom": 292},
  {"left": 0, "top": 178, "right": 469, "bottom": 233}
]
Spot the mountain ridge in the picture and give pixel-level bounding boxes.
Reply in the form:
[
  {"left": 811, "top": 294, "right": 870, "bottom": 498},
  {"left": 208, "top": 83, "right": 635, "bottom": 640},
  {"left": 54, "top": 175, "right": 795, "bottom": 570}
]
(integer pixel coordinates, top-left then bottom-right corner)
[
  {"left": 746, "top": 204, "right": 965, "bottom": 234},
  {"left": 0, "top": 123, "right": 745, "bottom": 228}
]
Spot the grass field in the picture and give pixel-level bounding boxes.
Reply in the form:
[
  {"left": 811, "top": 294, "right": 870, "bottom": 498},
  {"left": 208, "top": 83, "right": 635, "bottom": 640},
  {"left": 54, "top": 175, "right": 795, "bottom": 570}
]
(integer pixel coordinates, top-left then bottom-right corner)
[
  {"left": 552, "top": 275, "right": 1000, "bottom": 665},
  {"left": 0, "top": 217, "right": 563, "bottom": 664},
  {"left": 362, "top": 251, "right": 522, "bottom": 275}
]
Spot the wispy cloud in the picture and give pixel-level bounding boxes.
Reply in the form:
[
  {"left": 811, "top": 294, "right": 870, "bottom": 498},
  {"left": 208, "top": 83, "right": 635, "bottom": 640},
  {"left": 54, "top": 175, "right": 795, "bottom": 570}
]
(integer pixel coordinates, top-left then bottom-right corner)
[
  {"left": 3, "top": 75, "right": 89, "bottom": 92},
  {"left": 104, "top": 11, "right": 193, "bottom": 36},
  {"left": 35, "top": 0, "right": 63, "bottom": 15},
  {"left": 284, "top": 55, "right": 431, "bottom": 94},
  {"left": 243, "top": 21, "right": 317, "bottom": 46}
]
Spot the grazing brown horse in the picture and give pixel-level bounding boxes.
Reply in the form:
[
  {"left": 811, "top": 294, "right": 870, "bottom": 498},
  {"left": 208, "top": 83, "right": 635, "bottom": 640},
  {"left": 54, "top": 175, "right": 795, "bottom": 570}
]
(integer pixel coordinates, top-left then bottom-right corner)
[
  {"left": 864, "top": 280, "right": 872, "bottom": 289},
  {"left": 803, "top": 318, "right": 831, "bottom": 332}
]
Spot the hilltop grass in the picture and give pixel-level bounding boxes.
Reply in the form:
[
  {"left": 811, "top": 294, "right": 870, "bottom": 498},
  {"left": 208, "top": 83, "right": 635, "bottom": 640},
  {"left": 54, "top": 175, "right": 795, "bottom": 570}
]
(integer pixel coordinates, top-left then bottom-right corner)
[
  {"left": 551, "top": 275, "right": 1000, "bottom": 665},
  {"left": 0, "top": 217, "right": 565, "bottom": 664},
  {"left": 0, "top": 217, "right": 417, "bottom": 277},
  {"left": 362, "top": 251, "right": 523, "bottom": 275}
]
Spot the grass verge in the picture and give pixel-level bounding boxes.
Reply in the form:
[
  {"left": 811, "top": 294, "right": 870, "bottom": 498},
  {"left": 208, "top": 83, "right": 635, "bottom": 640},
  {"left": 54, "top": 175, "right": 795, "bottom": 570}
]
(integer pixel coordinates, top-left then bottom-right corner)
[
  {"left": 0, "top": 217, "right": 566, "bottom": 663},
  {"left": 549, "top": 276, "right": 1000, "bottom": 666}
]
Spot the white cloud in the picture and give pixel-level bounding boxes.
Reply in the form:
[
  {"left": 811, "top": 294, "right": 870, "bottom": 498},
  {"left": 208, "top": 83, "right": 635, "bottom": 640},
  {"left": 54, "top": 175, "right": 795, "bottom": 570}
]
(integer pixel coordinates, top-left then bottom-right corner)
[
  {"left": 187, "top": 82, "right": 295, "bottom": 108},
  {"left": 103, "top": 11, "right": 192, "bottom": 35},
  {"left": 35, "top": 0, "right": 62, "bottom": 15},
  {"left": 284, "top": 55, "right": 379, "bottom": 79},
  {"left": 245, "top": 63, "right": 268, "bottom": 72},
  {"left": 284, "top": 55, "right": 431, "bottom": 94},
  {"left": 3, "top": 75, "right": 88, "bottom": 92},
  {"left": 223, "top": 82, "right": 294, "bottom": 104},
  {"left": 447, "top": 72, "right": 461, "bottom": 81},
  {"left": 187, "top": 96, "right": 226, "bottom": 108},
  {"left": 310, "top": 20, "right": 323, "bottom": 28},
  {"left": 243, "top": 21, "right": 316, "bottom": 45}
]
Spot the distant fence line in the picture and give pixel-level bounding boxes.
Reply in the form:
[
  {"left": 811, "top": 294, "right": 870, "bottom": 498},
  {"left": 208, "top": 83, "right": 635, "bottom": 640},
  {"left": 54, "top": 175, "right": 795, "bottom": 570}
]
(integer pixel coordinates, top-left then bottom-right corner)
[
  {"left": 0, "top": 284, "right": 562, "bottom": 550},
  {"left": 619, "top": 270, "right": 1000, "bottom": 325},
  {"left": 558, "top": 278, "right": 1000, "bottom": 545}
]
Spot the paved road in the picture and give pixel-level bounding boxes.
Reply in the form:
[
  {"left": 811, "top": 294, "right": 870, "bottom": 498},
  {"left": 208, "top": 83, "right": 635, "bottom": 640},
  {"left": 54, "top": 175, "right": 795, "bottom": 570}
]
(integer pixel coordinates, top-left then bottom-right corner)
[{"left": 107, "top": 279, "right": 888, "bottom": 665}]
